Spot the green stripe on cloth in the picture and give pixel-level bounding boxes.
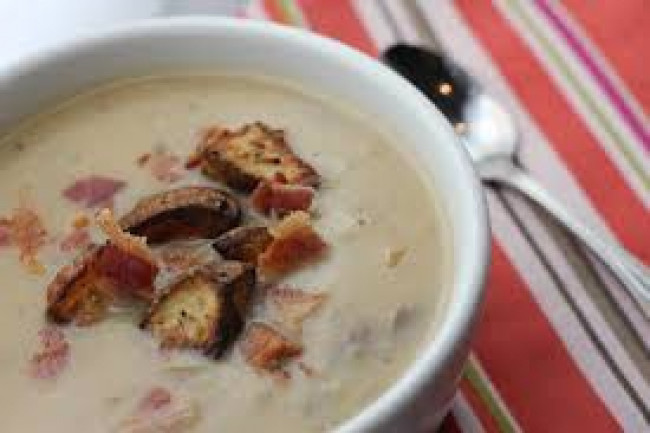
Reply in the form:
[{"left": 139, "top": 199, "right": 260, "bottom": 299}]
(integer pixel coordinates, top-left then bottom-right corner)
[
  {"left": 503, "top": 0, "right": 650, "bottom": 191},
  {"left": 464, "top": 357, "right": 519, "bottom": 433},
  {"left": 278, "top": 0, "right": 308, "bottom": 27}
]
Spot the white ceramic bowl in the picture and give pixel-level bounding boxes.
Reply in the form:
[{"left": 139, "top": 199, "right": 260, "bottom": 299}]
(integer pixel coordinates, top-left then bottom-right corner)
[{"left": 0, "top": 17, "right": 489, "bottom": 432}]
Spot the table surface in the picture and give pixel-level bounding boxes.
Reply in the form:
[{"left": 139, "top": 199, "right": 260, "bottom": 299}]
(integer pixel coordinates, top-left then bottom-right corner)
[{"left": 1, "top": 1, "right": 648, "bottom": 432}]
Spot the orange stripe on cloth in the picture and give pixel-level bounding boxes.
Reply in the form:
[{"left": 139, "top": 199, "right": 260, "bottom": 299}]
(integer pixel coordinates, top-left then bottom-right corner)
[
  {"left": 471, "top": 242, "right": 621, "bottom": 432},
  {"left": 262, "top": 0, "right": 290, "bottom": 25},
  {"left": 459, "top": 380, "right": 503, "bottom": 433},
  {"left": 296, "top": 0, "right": 378, "bottom": 56},
  {"left": 456, "top": 0, "right": 650, "bottom": 265},
  {"left": 562, "top": 0, "right": 650, "bottom": 116}
]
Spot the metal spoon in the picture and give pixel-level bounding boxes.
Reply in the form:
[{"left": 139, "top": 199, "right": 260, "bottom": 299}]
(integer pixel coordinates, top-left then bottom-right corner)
[{"left": 382, "top": 44, "right": 650, "bottom": 304}]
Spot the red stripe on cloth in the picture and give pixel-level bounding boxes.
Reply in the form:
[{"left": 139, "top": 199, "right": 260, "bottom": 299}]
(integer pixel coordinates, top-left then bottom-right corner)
[
  {"left": 562, "top": 0, "right": 650, "bottom": 116},
  {"left": 296, "top": 0, "right": 378, "bottom": 56},
  {"left": 456, "top": 0, "right": 650, "bottom": 265},
  {"left": 459, "top": 380, "right": 502, "bottom": 433},
  {"left": 471, "top": 242, "right": 621, "bottom": 432}
]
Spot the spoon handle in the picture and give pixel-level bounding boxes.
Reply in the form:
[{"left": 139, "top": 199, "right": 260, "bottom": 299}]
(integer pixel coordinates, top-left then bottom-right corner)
[{"left": 484, "top": 162, "right": 650, "bottom": 306}]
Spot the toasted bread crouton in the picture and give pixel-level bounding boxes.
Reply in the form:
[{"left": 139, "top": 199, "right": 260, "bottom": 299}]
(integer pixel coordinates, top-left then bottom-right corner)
[
  {"left": 142, "top": 261, "right": 256, "bottom": 358},
  {"left": 240, "top": 323, "right": 302, "bottom": 371},
  {"left": 46, "top": 245, "right": 115, "bottom": 326},
  {"left": 250, "top": 180, "right": 314, "bottom": 215},
  {"left": 198, "top": 122, "right": 319, "bottom": 192},
  {"left": 268, "top": 286, "right": 328, "bottom": 333},
  {"left": 119, "top": 187, "right": 241, "bottom": 244},
  {"left": 47, "top": 212, "right": 160, "bottom": 325},
  {"left": 259, "top": 211, "right": 327, "bottom": 275},
  {"left": 157, "top": 243, "right": 215, "bottom": 273},
  {"left": 200, "top": 260, "right": 256, "bottom": 332},
  {"left": 212, "top": 226, "right": 273, "bottom": 265}
]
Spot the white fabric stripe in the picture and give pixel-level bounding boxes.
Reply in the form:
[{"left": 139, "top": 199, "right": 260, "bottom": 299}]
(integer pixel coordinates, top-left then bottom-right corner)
[
  {"left": 548, "top": 1, "right": 650, "bottom": 139},
  {"left": 469, "top": 354, "right": 524, "bottom": 433},
  {"left": 496, "top": 0, "right": 650, "bottom": 207},
  {"left": 414, "top": 0, "right": 650, "bottom": 349},
  {"left": 350, "top": 0, "right": 395, "bottom": 49},
  {"left": 452, "top": 393, "right": 487, "bottom": 433},
  {"left": 380, "top": 0, "right": 421, "bottom": 44},
  {"left": 487, "top": 189, "right": 648, "bottom": 430},
  {"left": 244, "top": 0, "right": 270, "bottom": 20}
]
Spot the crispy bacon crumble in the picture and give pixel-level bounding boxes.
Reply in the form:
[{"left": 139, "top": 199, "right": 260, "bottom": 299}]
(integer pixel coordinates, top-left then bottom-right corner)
[
  {"left": 63, "top": 175, "right": 125, "bottom": 208},
  {"left": 28, "top": 327, "right": 70, "bottom": 380},
  {"left": 240, "top": 323, "right": 302, "bottom": 371},
  {"left": 250, "top": 180, "right": 314, "bottom": 215},
  {"left": 268, "top": 285, "right": 328, "bottom": 332},
  {"left": 0, "top": 202, "right": 49, "bottom": 274},
  {"left": 118, "top": 387, "right": 198, "bottom": 433},
  {"left": 259, "top": 211, "right": 327, "bottom": 274},
  {"left": 142, "top": 150, "right": 184, "bottom": 183}
]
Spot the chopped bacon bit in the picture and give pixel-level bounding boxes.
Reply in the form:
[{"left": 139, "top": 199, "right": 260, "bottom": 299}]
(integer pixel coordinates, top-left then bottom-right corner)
[
  {"left": 63, "top": 175, "right": 126, "bottom": 208},
  {"left": 184, "top": 152, "right": 203, "bottom": 170},
  {"left": 136, "top": 153, "right": 152, "bottom": 167},
  {"left": 96, "top": 244, "right": 158, "bottom": 300},
  {"left": 60, "top": 227, "right": 91, "bottom": 252},
  {"left": 95, "top": 209, "right": 158, "bottom": 299},
  {"left": 250, "top": 180, "right": 314, "bottom": 215},
  {"left": 268, "top": 285, "right": 327, "bottom": 331},
  {"left": 118, "top": 387, "right": 198, "bottom": 433},
  {"left": 142, "top": 150, "right": 184, "bottom": 183},
  {"left": 259, "top": 211, "right": 327, "bottom": 274},
  {"left": 72, "top": 213, "right": 91, "bottom": 229},
  {"left": 96, "top": 209, "right": 156, "bottom": 265},
  {"left": 138, "top": 387, "right": 172, "bottom": 412},
  {"left": 240, "top": 323, "right": 302, "bottom": 371},
  {"left": 28, "top": 327, "right": 70, "bottom": 380},
  {"left": 0, "top": 204, "right": 49, "bottom": 271},
  {"left": 0, "top": 222, "right": 12, "bottom": 247}
]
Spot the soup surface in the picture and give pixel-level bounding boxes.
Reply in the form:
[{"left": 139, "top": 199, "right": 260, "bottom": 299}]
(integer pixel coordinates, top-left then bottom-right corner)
[{"left": 0, "top": 74, "right": 449, "bottom": 432}]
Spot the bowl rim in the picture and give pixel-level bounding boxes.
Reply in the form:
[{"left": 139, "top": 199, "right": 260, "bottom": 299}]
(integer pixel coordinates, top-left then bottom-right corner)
[{"left": 0, "top": 17, "right": 490, "bottom": 432}]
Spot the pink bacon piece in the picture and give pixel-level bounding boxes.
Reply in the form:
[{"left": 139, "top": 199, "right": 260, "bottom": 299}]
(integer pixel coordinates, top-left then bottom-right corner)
[
  {"left": 250, "top": 180, "right": 314, "bottom": 215},
  {"left": 28, "top": 327, "right": 70, "bottom": 380},
  {"left": 59, "top": 227, "right": 91, "bottom": 252},
  {"left": 63, "top": 175, "right": 126, "bottom": 208},
  {"left": 118, "top": 386, "right": 198, "bottom": 433}
]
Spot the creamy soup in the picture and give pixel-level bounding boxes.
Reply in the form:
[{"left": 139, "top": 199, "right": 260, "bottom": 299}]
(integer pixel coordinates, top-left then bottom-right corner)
[{"left": 0, "top": 74, "right": 450, "bottom": 432}]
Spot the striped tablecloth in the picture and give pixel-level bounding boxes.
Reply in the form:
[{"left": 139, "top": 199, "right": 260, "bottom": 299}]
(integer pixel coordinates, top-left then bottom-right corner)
[{"left": 245, "top": 1, "right": 650, "bottom": 431}]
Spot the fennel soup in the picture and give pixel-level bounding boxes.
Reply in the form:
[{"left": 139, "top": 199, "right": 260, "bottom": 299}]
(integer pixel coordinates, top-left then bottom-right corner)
[{"left": 0, "top": 74, "right": 450, "bottom": 432}]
